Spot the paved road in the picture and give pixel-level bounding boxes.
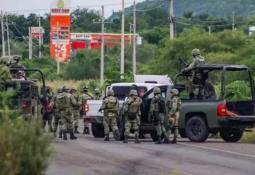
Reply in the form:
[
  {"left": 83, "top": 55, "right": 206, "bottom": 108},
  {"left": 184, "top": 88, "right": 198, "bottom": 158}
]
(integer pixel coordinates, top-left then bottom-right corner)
[{"left": 47, "top": 133, "right": 255, "bottom": 175}]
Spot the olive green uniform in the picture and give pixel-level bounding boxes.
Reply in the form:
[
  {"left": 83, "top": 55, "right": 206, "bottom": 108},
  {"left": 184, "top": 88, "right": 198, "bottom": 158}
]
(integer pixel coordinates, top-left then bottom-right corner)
[
  {"left": 150, "top": 94, "right": 167, "bottom": 143},
  {"left": 167, "top": 95, "right": 181, "bottom": 143},
  {"left": 55, "top": 91, "right": 77, "bottom": 140},
  {"left": 99, "top": 95, "right": 119, "bottom": 140},
  {"left": 72, "top": 92, "right": 82, "bottom": 132},
  {"left": 80, "top": 93, "right": 93, "bottom": 134},
  {"left": 123, "top": 94, "right": 142, "bottom": 143}
]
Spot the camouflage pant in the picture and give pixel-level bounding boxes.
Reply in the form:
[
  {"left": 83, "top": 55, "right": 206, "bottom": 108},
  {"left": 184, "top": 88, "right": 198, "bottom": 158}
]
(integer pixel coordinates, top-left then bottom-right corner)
[
  {"left": 53, "top": 111, "right": 61, "bottom": 132},
  {"left": 124, "top": 118, "right": 139, "bottom": 137},
  {"left": 166, "top": 112, "right": 179, "bottom": 139},
  {"left": 83, "top": 114, "right": 89, "bottom": 128},
  {"left": 103, "top": 112, "right": 118, "bottom": 135},
  {"left": 73, "top": 110, "right": 80, "bottom": 128},
  {"left": 155, "top": 114, "right": 166, "bottom": 137},
  {"left": 60, "top": 110, "right": 73, "bottom": 132}
]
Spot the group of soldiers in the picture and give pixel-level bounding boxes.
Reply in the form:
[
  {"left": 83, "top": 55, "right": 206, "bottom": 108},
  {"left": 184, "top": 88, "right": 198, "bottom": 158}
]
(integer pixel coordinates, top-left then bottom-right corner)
[
  {"left": 99, "top": 87, "right": 181, "bottom": 144},
  {"left": 42, "top": 85, "right": 99, "bottom": 140}
]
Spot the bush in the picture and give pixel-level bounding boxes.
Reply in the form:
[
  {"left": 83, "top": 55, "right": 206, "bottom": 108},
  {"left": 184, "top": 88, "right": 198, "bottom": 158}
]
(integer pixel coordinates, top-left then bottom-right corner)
[
  {"left": 241, "top": 129, "right": 255, "bottom": 144},
  {"left": 0, "top": 93, "right": 52, "bottom": 175}
]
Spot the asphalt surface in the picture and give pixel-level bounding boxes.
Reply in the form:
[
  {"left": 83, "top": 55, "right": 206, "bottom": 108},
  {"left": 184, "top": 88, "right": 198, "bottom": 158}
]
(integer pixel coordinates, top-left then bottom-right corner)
[{"left": 46, "top": 129, "right": 255, "bottom": 175}]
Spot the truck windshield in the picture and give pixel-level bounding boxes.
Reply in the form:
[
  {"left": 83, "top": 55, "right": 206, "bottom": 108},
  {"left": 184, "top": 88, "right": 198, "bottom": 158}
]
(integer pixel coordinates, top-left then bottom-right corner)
[{"left": 112, "top": 86, "right": 147, "bottom": 100}]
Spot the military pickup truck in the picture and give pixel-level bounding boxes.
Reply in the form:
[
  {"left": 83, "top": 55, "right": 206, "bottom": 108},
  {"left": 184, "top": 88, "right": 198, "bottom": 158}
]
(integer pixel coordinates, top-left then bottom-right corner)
[
  {"left": 135, "top": 64, "right": 255, "bottom": 142},
  {"left": 0, "top": 68, "right": 46, "bottom": 119}
]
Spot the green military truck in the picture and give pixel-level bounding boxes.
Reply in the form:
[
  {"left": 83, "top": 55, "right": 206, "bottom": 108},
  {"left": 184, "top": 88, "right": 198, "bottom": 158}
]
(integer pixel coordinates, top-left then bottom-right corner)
[
  {"left": 0, "top": 68, "right": 46, "bottom": 119},
  {"left": 137, "top": 64, "right": 255, "bottom": 142}
]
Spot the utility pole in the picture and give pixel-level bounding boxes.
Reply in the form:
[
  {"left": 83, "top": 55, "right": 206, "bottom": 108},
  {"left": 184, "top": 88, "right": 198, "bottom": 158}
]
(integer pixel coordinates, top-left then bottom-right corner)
[
  {"left": 38, "top": 15, "right": 42, "bottom": 58},
  {"left": 169, "top": 0, "right": 174, "bottom": 40},
  {"left": 232, "top": 11, "right": 235, "bottom": 31},
  {"left": 5, "top": 13, "right": 10, "bottom": 56},
  {"left": 120, "top": 0, "right": 125, "bottom": 79},
  {"left": 57, "top": 22, "right": 60, "bottom": 74},
  {"left": 100, "top": 5, "right": 105, "bottom": 86},
  {"left": 132, "top": 0, "right": 137, "bottom": 75},
  {"left": 28, "top": 27, "right": 32, "bottom": 59},
  {"left": 1, "top": 11, "right": 6, "bottom": 57}
]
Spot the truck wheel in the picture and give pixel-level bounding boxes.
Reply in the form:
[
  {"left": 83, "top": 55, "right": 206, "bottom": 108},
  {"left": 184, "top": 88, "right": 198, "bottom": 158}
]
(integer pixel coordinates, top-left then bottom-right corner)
[
  {"left": 91, "top": 123, "right": 105, "bottom": 138},
  {"left": 220, "top": 128, "right": 243, "bottom": 143},
  {"left": 185, "top": 116, "right": 209, "bottom": 142},
  {"left": 179, "top": 129, "right": 186, "bottom": 138}
]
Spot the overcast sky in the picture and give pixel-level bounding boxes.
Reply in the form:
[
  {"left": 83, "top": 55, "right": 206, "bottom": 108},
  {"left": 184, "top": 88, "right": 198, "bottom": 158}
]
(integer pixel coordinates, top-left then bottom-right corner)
[{"left": 1, "top": 0, "right": 145, "bottom": 16}]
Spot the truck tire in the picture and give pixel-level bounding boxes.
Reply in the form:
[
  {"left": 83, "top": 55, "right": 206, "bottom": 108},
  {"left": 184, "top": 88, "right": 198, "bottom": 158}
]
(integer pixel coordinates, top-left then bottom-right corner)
[
  {"left": 179, "top": 129, "right": 186, "bottom": 138},
  {"left": 92, "top": 123, "right": 105, "bottom": 138},
  {"left": 220, "top": 128, "right": 243, "bottom": 143},
  {"left": 185, "top": 116, "right": 209, "bottom": 142}
]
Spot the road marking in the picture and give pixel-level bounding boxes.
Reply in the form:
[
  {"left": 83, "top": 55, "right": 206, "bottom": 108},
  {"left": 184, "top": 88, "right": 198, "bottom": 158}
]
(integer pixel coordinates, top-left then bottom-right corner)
[{"left": 179, "top": 143, "right": 255, "bottom": 159}]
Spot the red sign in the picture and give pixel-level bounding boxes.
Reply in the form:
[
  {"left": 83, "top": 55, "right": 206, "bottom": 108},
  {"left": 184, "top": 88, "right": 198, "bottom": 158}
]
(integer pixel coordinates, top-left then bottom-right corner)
[
  {"left": 31, "top": 27, "right": 43, "bottom": 39},
  {"left": 50, "top": 0, "right": 71, "bottom": 62}
]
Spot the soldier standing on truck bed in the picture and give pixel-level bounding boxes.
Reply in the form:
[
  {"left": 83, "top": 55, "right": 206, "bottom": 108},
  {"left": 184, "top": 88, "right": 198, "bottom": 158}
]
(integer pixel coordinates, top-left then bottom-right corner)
[
  {"left": 80, "top": 85, "right": 94, "bottom": 135},
  {"left": 183, "top": 48, "right": 205, "bottom": 99},
  {"left": 150, "top": 87, "right": 168, "bottom": 144},
  {"left": 167, "top": 89, "right": 182, "bottom": 144},
  {"left": 51, "top": 87, "right": 63, "bottom": 138},
  {"left": 99, "top": 89, "right": 120, "bottom": 141},
  {"left": 123, "top": 89, "right": 142, "bottom": 144},
  {"left": 55, "top": 86, "right": 77, "bottom": 140},
  {"left": 71, "top": 88, "right": 82, "bottom": 134}
]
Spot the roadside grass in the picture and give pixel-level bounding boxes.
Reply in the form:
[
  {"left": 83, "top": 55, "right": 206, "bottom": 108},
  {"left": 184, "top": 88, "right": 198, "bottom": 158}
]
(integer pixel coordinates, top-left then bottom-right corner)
[
  {"left": 46, "top": 79, "right": 100, "bottom": 92},
  {"left": 241, "top": 129, "right": 255, "bottom": 144}
]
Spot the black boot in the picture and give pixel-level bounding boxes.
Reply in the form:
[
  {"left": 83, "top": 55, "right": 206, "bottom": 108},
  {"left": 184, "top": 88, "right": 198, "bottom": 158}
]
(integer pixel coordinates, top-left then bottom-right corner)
[
  {"left": 83, "top": 127, "right": 90, "bottom": 135},
  {"left": 123, "top": 136, "right": 128, "bottom": 143},
  {"left": 163, "top": 138, "right": 171, "bottom": 144},
  {"left": 113, "top": 130, "right": 120, "bottom": 141},
  {"left": 70, "top": 131, "right": 78, "bottom": 140},
  {"left": 58, "top": 130, "right": 63, "bottom": 138},
  {"left": 155, "top": 136, "right": 162, "bottom": 144},
  {"left": 74, "top": 126, "right": 80, "bottom": 134},
  {"left": 171, "top": 135, "right": 177, "bottom": 144},
  {"left": 135, "top": 134, "right": 140, "bottom": 144},
  {"left": 63, "top": 131, "right": 67, "bottom": 140},
  {"left": 104, "top": 134, "right": 110, "bottom": 141}
]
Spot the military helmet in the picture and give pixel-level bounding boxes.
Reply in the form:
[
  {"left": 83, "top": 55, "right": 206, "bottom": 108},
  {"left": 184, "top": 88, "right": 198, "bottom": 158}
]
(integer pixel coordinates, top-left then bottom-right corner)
[
  {"left": 62, "top": 86, "right": 69, "bottom": 92},
  {"left": 95, "top": 88, "right": 100, "bottom": 94},
  {"left": 57, "top": 87, "right": 62, "bottom": 93},
  {"left": 83, "top": 85, "right": 89, "bottom": 92},
  {"left": 129, "top": 89, "right": 138, "bottom": 96},
  {"left": 170, "top": 89, "right": 179, "bottom": 96},
  {"left": 153, "top": 87, "right": 161, "bottom": 95},
  {"left": 192, "top": 48, "right": 201, "bottom": 57},
  {"left": 107, "top": 89, "right": 114, "bottom": 96}
]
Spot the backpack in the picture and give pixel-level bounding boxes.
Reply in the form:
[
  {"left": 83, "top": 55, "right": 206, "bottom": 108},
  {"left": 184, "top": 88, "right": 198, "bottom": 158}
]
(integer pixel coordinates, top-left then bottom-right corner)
[{"left": 55, "top": 93, "right": 68, "bottom": 109}]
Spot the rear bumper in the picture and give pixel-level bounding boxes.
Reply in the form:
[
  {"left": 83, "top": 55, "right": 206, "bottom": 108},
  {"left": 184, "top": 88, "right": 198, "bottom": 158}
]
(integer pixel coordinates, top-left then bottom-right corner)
[{"left": 218, "top": 116, "right": 255, "bottom": 127}]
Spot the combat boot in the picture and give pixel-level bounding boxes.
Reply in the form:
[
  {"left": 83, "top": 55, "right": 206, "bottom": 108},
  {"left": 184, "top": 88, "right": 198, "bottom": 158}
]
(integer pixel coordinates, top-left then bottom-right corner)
[
  {"left": 70, "top": 131, "right": 78, "bottom": 140},
  {"left": 171, "top": 136, "right": 177, "bottom": 144},
  {"left": 63, "top": 131, "right": 68, "bottom": 140},
  {"left": 155, "top": 136, "right": 162, "bottom": 144},
  {"left": 113, "top": 130, "right": 120, "bottom": 141},
  {"left": 163, "top": 138, "right": 171, "bottom": 144},
  {"left": 74, "top": 126, "right": 80, "bottom": 134},
  {"left": 123, "top": 136, "right": 128, "bottom": 143},
  {"left": 134, "top": 134, "right": 140, "bottom": 144},
  {"left": 83, "top": 127, "right": 90, "bottom": 135},
  {"left": 104, "top": 134, "right": 110, "bottom": 141}
]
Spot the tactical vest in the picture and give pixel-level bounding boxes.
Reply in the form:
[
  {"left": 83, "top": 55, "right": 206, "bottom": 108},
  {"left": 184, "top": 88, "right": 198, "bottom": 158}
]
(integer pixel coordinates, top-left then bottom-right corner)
[
  {"left": 169, "top": 96, "right": 181, "bottom": 111},
  {"left": 152, "top": 95, "right": 165, "bottom": 113},
  {"left": 127, "top": 97, "right": 141, "bottom": 120},
  {"left": 106, "top": 96, "right": 118, "bottom": 112}
]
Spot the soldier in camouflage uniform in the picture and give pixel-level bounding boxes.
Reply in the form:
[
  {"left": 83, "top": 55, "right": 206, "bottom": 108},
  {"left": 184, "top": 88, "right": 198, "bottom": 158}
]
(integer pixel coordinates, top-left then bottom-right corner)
[
  {"left": 42, "top": 86, "right": 54, "bottom": 132},
  {"left": 55, "top": 86, "right": 77, "bottom": 140},
  {"left": 94, "top": 88, "right": 101, "bottom": 100},
  {"left": 80, "top": 85, "right": 94, "bottom": 134},
  {"left": 167, "top": 89, "right": 181, "bottom": 143},
  {"left": 0, "top": 57, "right": 12, "bottom": 91},
  {"left": 71, "top": 88, "right": 82, "bottom": 134},
  {"left": 51, "top": 87, "right": 63, "bottom": 138},
  {"left": 184, "top": 48, "right": 205, "bottom": 99},
  {"left": 99, "top": 89, "right": 120, "bottom": 141},
  {"left": 123, "top": 89, "right": 142, "bottom": 144},
  {"left": 150, "top": 87, "right": 167, "bottom": 144}
]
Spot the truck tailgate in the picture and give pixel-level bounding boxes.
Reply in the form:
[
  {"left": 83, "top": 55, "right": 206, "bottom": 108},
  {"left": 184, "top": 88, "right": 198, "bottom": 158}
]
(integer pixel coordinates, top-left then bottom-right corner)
[{"left": 86, "top": 100, "right": 103, "bottom": 117}]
